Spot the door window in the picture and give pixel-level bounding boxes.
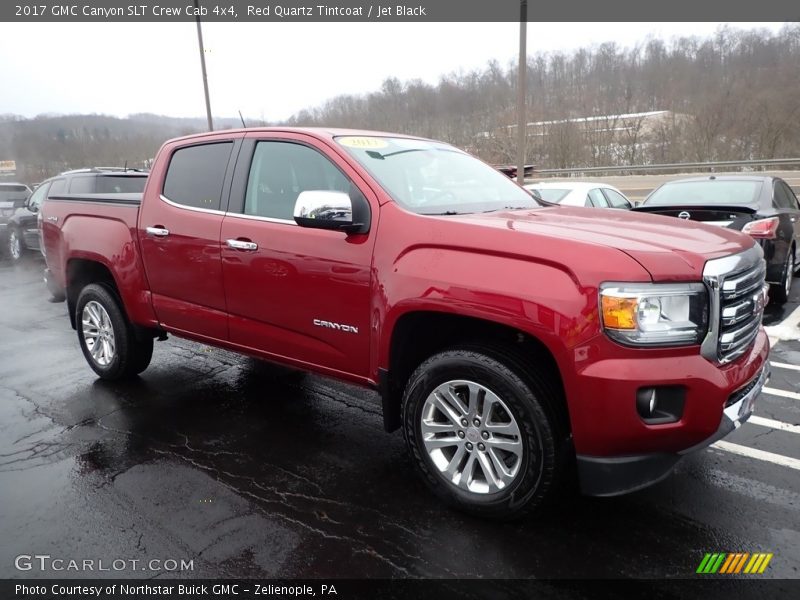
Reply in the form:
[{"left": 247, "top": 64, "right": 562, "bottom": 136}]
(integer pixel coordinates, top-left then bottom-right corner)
[
  {"left": 244, "top": 141, "right": 351, "bottom": 221},
  {"left": 163, "top": 142, "right": 233, "bottom": 211},
  {"left": 587, "top": 188, "right": 609, "bottom": 208},
  {"left": 28, "top": 182, "right": 51, "bottom": 210},
  {"left": 602, "top": 188, "right": 632, "bottom": 209},
  {"left": 777, "top": 181, "right": 799, "bottom": 211}
]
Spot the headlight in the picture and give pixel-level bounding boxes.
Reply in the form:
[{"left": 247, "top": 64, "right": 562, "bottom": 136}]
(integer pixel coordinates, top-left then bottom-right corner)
[{"left": 599, "top": 283, "right": 708, "bottom": 346}]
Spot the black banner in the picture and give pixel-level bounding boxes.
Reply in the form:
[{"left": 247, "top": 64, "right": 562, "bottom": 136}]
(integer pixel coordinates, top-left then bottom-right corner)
[
  {"left": 1, "top": 0, "right": 799, "bottom": 22},
  {"left": 3, "top": 579, "right": 800, "bottom": 600}
]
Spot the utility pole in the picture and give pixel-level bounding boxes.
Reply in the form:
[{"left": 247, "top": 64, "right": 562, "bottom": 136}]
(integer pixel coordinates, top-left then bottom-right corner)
[
  {"left": 194, "top": 0, "right": 213, "bottom": 131},
  {"left": 516, "top": 1, "right": 527, "bottom": 185}
]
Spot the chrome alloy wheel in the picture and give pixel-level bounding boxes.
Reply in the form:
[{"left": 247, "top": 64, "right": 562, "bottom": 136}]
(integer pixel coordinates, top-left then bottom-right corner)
[
  {"left": 8, "top": 230, "right": 21, "bottom": 260},
  {"left": 785, "top": 252, "right": 794, "bottom": 298},
  {"left": 420, "top": 379, "right": 523, "bottom": 494},
  {"left": 82, "top": 300, "right": 116, "bottom": 366}
]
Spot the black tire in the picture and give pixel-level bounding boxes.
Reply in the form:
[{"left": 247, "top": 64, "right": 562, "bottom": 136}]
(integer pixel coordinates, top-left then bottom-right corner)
[
  {"left": 402, "top": 347, "right": 565, "bottom": 519},
  {"left": 7, "top": 227, "right": 25, "bottom": 262},
  {"left": 75, "top": 283, "right": 153, "bottom": 380},
  {"left": 770, "top": 247, "right": 794, "bottom": 305}
]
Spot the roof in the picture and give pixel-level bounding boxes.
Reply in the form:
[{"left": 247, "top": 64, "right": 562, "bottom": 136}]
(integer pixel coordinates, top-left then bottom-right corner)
[
  {"left": 525, "top": 181, "right": 617, "bottom": 191},
  {"left": 163, "top": 127, "right": 434, "bottom": 146},
  {"left": 660, "top": 175, "right": 774, "bottom": 184}
]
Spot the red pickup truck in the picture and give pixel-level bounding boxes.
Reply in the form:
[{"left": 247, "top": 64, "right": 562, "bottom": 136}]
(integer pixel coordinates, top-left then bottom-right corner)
[{"left": 41, "top": 128, "right": 770, "bottom": 518}]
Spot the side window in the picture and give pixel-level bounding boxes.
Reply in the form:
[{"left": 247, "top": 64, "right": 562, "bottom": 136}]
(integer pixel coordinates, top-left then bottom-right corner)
[
  {"left": 28, "top": 182, "right": 51, "bottom": 210},
  {"left": 68, "top": 176, "right": 95, "bottom": 194},
  {"left": 773, "top": 181, "right": 791, "bottom": 209},
  {"left": 244, "top": 141, "right": 352, "bottom": 221},
  {"left": 587, "top": 188, "right": 609, "bottom": 208},
  {"left": 47, "top": 179, "right": 66, "bottom": 197},
  {"left": 779, "top": 181, "right": 799, "bottom": 210},
  {"left": 163, "top": 142, "right": 233, "bottom": 211},
  {"left": 603, "top": 188, "right": 632, "bottom": 209}
]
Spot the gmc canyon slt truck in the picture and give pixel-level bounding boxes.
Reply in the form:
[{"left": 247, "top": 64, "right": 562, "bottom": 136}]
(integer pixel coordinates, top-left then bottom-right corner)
[{"left": 41, "top": 128, "right": 770, "bottom": 518}]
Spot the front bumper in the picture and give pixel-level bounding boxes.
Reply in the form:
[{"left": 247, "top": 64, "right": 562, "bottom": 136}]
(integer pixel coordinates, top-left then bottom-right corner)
[{"left": 577, "top": 361, "right": 770, "bottom": 496}]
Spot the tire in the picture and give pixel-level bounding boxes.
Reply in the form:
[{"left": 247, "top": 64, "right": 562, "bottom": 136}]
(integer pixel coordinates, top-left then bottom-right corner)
[
  {"left": 770, "top": 247, "right": 794, "bottom": 305},
  {"left": 7, "top": 228, "right": 25, "bottom": 262},
  {"left": 76, "top": 283, "right": 153, "bottom": 380},
  {"left": 402, "top": 347, "right": 565, "bottom": 519}
]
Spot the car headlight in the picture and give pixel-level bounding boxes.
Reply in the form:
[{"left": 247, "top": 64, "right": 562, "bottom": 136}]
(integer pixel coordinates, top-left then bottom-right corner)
[{"left": 599, "top": 282, "right": 708, "bottom": 346}]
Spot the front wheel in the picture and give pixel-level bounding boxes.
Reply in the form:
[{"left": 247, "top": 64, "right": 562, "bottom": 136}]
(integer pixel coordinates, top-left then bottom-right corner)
[
  {"left": 76, "top": 284, "right": 153, "bottom": 380},
  {"left": 402, "top": 348, "right": 565, "bottom": 519}
]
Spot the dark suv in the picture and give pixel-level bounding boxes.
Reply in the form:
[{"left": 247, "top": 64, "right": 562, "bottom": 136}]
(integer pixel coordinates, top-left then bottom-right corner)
[{"left": 5, "top": 168, "right": 148, "bottom": 262}]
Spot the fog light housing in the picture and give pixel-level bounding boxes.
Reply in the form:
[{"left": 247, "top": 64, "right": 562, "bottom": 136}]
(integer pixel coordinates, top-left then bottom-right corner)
[{"left": 636, "top": 386, "right": 685, "bottom": 424}]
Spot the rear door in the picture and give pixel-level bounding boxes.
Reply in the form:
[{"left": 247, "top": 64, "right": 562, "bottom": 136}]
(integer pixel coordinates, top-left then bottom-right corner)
[
  {"left": 138, "top": 136, "right": 241, "bottom": 341},
  {"left": 219, "top": 132, "right": 377, "bottom": 379}
]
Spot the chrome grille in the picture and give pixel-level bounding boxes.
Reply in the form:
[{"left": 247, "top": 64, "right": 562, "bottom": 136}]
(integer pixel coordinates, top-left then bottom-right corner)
[{"left": 701, "top": 246, "right": 767, "bottom": 364}]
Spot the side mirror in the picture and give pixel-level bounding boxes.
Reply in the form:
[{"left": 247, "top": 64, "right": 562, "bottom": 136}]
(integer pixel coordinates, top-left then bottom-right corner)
[{"left": 293, "top": 190, "right": 369, "bottom": 234}]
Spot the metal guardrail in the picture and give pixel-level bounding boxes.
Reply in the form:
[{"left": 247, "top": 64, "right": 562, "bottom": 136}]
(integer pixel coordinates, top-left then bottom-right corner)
[{"left": 532, "top": 158, "right": 800, "bottom": 177}]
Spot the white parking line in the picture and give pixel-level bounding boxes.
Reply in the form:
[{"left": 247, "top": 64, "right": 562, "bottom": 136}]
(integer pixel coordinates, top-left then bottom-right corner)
[
  {"left": 763, "top": 387, "right": 800, "bottom": 401},
  {"left": 764, "top": 304, "right": 800, "bottom": 341},
  {"left": 748, "top": 415, "right": 800, "bottom": 434},
  {"left": 770, "top": 361, "right": 800, "bottom": 372},
  {"left": 712, "top": 441, "right": 800, "bottom": 471}
]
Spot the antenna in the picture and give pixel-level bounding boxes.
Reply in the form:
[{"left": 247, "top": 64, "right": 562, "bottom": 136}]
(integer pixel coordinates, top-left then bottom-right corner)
[
  {"left": 238, "top": 110, "right": 247, "bottom": 128},
  {"left": 124, "top": 160, "right": 128, "bottom": 172}
]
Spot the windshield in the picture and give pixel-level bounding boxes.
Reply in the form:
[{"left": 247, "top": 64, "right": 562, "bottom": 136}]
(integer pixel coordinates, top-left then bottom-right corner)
[
  {"left": 645, "top": 180, "right": 762, "bottom": 206},
  {"left": 529, "top": 188, "right": 570, "bottom": 203},
  {"left": 96, "top": 175, "right": 147, "bottom": 194},
  {"left": 336, "top": 136, "right": 541, "bottom": 215}
]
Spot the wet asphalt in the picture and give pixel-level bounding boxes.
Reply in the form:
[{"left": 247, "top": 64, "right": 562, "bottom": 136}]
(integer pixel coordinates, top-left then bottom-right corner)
[{"left": 0, "top": 255, "right": 798, "bottom": 582}]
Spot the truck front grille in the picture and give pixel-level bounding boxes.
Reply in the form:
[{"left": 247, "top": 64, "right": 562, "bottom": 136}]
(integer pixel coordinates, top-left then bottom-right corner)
[{"left": 701, "top": 246, "right": 767, "bottom": 364}]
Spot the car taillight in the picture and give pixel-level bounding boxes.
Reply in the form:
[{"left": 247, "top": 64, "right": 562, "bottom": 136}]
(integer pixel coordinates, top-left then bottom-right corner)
[{"left": 742, "top": 217, "right": 779, "bottom": 239}]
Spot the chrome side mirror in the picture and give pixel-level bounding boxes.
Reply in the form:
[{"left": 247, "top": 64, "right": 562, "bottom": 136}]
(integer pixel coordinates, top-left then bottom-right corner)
[{"left": 293, "top": 190, "right": 369, "bottom": 234}]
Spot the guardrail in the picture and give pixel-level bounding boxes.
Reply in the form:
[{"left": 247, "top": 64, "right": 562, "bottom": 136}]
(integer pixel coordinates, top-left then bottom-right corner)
[{"left": 531, "top": 158, "right": 800, "bottom": 177}]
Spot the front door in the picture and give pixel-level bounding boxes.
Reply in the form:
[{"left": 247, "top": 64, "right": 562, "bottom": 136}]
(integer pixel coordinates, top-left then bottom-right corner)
[{"left": 220, "top": 133, "right": 377, "bottom": 379}]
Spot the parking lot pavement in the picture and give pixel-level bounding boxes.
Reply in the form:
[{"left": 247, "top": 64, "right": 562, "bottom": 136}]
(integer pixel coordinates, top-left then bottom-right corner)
[{"left": 0, "top": 257, "right": 798, "bottom": 580}]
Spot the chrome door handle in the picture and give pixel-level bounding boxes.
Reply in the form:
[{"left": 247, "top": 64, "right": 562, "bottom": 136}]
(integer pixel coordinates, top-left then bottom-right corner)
[
  {"left": 46, "top": 216, "right": 58, "bottom": 222},
  {"left": 146, "top": 226, "right": 170, "bottom": 237},
  {"left": 226, "top": 239, "right": 258, "bottom": 251}
]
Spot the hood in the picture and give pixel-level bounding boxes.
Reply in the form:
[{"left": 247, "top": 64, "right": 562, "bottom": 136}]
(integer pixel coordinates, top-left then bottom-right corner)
[{"left": 450, "top": 205, "right": 755, "bottom": 281}]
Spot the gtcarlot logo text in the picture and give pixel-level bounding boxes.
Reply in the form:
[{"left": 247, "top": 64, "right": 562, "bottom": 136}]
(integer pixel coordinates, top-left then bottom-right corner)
[{"left": 14, "top": 554, "right": 194, "bottom": 572}]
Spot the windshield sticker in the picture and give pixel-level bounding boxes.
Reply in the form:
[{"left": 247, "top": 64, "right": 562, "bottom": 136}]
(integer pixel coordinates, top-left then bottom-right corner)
[{"left": 338, "top": 137, "right": 389, "bottom": 149}]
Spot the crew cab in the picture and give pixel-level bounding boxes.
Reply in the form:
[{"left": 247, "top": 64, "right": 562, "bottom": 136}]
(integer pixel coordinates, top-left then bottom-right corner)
[{"left": 41, "top": 128, "right": 771, "bottom": 518}]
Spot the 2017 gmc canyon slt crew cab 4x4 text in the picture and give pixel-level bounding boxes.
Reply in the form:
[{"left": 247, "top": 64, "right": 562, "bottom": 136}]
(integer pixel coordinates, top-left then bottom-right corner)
[{"left": 41, "top": 128, "right": 770, "bottom": 518}]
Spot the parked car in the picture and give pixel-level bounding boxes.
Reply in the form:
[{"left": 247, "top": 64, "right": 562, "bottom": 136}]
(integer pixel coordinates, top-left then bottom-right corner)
[
  {"left": 42, "top": 129, "right": 769, "bottom": 518},
  {"left": 5, "top": 168, "right": 148, "bottom": 263},
  {"left": 634, "top": 175, "right": 800, "bottom": 304},
  {"left": 524, "top": 181, "right": 633, "bottom": 209},
  {"left": 0, "top": 182, "right": 32, "bottom": 259}
]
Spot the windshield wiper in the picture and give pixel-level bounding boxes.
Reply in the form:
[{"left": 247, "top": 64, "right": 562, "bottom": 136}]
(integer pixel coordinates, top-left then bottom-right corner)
[
  {"left": 482, "top": 206, "right": 535, "bottom": 213},
  {"left": 421, "top": 210, "right": 461, "bottom": 215}
]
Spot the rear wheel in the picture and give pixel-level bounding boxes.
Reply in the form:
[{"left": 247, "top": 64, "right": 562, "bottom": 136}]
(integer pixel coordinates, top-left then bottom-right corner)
[
  {"left": 771, "top": 248, "right": 794, "bottom": 305},
  {"left": 76, "top": 284, "right": 153, "bottom": 380},
  {"left": 402, "top": 347, "right": 564, "bottom": 519},
  {"left": 7, "top": 228, "right": 25, "bottom": 262}
]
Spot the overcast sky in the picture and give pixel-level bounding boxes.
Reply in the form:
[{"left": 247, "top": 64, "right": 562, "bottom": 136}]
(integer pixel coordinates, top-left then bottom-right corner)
[{"left": 0, "top": 22, "right": 788, "bottom": 122}]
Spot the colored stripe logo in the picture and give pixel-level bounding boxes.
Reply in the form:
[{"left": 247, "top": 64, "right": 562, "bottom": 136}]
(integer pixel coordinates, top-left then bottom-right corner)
[{"left": 696, "top": 552, "right": 773, "bottom": 574}]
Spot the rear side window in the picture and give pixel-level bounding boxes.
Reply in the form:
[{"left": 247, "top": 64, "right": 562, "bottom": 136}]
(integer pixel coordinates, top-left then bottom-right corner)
[
  {"left": 69, "top": 176, "right": 95, "bottom": 194},
  {"left": 163, "top": 142, "right": 233, "bottom": 211},
  {"left": 587, "top": 188, "right": 609, "bottom": 208},
  {"left": 774, "top": 181, "right": 798, "bottom": 210},
  {"left": 96, "top": 176, "right": 147, "bottom": 194},
  {"left": 48, "top": 179, "right": 66, "bottom": 196},
  {"left": 603, "top": 188, "right": 631, "bottom": 209}
]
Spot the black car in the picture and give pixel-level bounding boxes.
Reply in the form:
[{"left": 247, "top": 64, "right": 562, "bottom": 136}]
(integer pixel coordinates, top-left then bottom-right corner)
[
  {"left": 634, "top": 175, "right": 800, "bottom": 304},
  {"left": 0, "top": 182, "right": 32, "bottom": 259},
  {"left": 5, "top": 168, "right": 148, "bottom": 262}
]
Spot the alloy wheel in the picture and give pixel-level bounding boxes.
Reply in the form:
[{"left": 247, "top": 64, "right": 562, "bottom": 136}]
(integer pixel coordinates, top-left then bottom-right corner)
[
  {"left": 81, "top": 301, "right": 116, "bottom": 366},
  {"left": 420, "top": 379, "right": 523, "bottom": 494}
]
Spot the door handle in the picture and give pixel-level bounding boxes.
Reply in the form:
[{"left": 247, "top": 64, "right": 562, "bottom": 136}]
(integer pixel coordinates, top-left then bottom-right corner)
[
  {"left": 46, "top": 216, "right": 59, "bottom": 223},
  {"left": 226, "top": 239, "right": 258, "bottom": 251},
  {"left": 146, "top": 226, "right": 170, "bottom": 237}
]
